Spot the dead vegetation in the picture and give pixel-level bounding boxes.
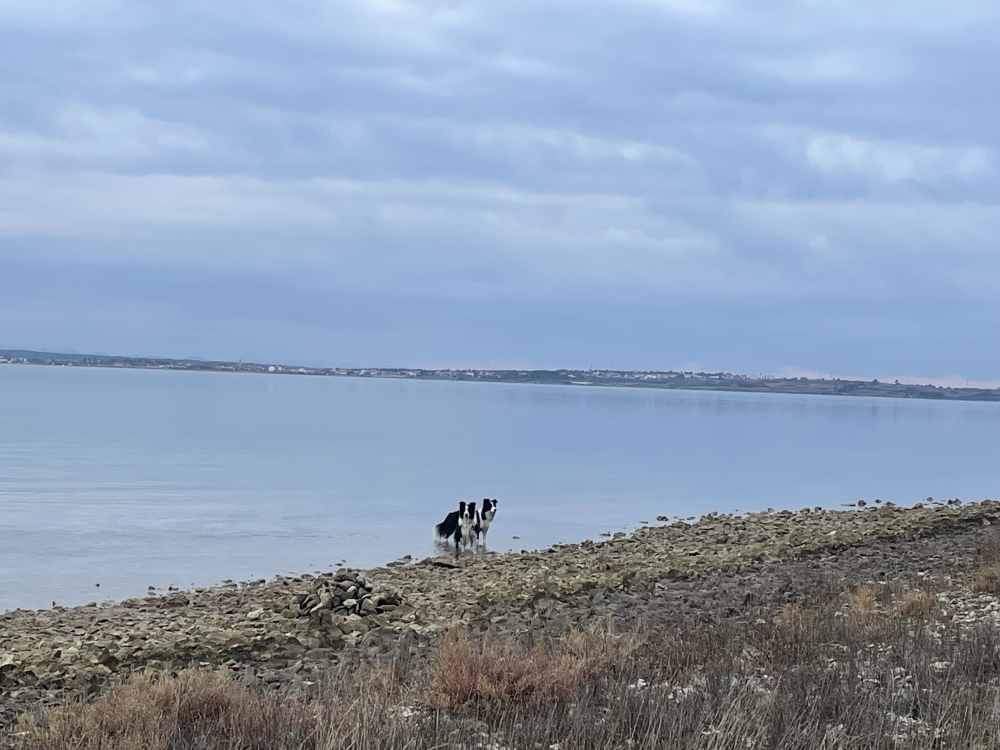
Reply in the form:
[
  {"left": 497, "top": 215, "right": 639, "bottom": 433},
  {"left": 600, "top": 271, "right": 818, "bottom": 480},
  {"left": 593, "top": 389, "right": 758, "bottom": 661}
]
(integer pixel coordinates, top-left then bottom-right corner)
[
  {"left": 974, "top": 529, "right": 1000, "bottom": 594},
  {"left": 974, "top": 565, "right": 1000, "bottom": 593},
  {"left": 895, "top": 588, "right": 937, "bottom": 619},
  {"left": 429, "top": 628, "right": 637, "bottom": 710},
  {"left": 13, "top": 570, "right": 1000, "bottom": 750}
]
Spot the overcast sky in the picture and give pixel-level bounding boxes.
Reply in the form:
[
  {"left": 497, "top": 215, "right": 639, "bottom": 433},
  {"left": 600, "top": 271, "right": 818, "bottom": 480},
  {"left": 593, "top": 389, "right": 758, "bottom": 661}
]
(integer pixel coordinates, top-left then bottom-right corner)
[{"left": 2, "top": 1, "right": 999, "bottom": 382}]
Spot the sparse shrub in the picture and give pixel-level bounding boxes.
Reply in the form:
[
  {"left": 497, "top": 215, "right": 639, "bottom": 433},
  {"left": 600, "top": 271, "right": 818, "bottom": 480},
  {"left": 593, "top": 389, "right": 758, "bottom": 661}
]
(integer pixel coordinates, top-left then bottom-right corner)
[
  {"left": 896, "top": 589, "right": 938, "bottom": 619},
  {"left": 13, "top": 582, "right": 1000, "bottom": 750},
  {"left": 774, "top": 602, "right": 805, "bottom": 630},
  {"left": 17, "top": 670, "right": 318, "bottom": 750},
  {"left": 429, "top": 628, "right": 633, "bottom": 710},
  {"left": 974, "top": 564, "right": 1000, "bottom": 594},
  {"left": 977, "top": 530, "right": 1000, "bottom": 565},
  {"left": 848, "top": 584, "right": 880, "bottom": 614}
]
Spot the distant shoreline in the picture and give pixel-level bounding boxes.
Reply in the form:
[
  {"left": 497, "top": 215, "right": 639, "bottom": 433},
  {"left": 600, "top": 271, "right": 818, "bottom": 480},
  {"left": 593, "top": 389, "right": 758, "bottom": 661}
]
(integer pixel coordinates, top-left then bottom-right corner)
[{"left": 2, "top": 348, "right": 999, "bottom": 403}]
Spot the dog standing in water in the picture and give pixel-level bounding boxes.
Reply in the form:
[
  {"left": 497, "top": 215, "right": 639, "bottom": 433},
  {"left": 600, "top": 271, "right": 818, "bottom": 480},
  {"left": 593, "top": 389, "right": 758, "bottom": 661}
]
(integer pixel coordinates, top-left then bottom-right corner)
[
  {"left": 464, "top": 501, "right": 479, "bottom": 550},
  {"left": 435, "top": 498, "right": 500, "bottom": 556},
  {"left": 479, "top": 498, "right": 498, "bottom": 546},
  {"left": 434, "top": 501, "right": 468, "bottom": 557}
]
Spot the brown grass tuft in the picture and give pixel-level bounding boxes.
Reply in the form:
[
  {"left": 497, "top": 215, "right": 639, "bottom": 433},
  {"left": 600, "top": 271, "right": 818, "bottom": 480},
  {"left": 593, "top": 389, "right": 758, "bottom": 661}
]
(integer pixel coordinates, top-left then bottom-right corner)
[
  {"left": 844, "top": 584, "right": 883, "bottom": 634},
  {"left": 848, "top": 584, "right": 879, "bottom": 613},
  {"left": 17, "top": 670, "right": 318, "bottom": 750},
  {"left": 977, "top": 530, "right": 1000, "bottom": 565},
  {"left": 896, "top": 589, "right": 938, "bottom": 619},
  {"left": 429, "top": 628, "right": 632, "bottom": 710},
  {"left": 974, "top": 564, "right": 1000, "bottom": 594},
  {"left": 774, "top": 602, "right": 805, "bottom": 630}
]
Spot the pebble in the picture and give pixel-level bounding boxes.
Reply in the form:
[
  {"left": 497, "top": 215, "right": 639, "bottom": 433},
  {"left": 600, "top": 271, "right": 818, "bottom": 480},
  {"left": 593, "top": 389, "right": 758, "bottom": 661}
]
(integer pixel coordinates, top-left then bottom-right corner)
[{"left": 3, "top": 499, "right": 1000, "bottom": 735}]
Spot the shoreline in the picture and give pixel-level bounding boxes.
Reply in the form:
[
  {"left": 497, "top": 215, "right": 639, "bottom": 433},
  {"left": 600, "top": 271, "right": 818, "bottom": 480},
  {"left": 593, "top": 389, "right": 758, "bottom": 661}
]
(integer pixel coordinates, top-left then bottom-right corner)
[
  {"left": 0, "top": 499, "right": 947, "bottom": 618},
  {"left": 4, "top": 356, "right": 1000, "bottom": 404},
  {"left": 3, "top": 498, "right": 1000, "bottom": 731}
]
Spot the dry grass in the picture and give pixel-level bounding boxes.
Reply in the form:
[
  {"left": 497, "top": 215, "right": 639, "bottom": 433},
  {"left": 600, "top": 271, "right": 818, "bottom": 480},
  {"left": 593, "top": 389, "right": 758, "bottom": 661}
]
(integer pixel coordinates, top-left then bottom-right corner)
[
  {"left": 895, "top": 588, "right": 938, "bottom": 618},
  {"left": 16, "top": 662, "right": 412, "bottom": 750},
  {"left": 16, "top": 671, "right": 318, "bottom": 750},
  {"left": 977, "top": 529, "right": 1000, "bottom": 565},
  {"left": 13, "top": 582, "right": 1000, "bottom": 750},
  {"left": 847, "top": 583, "right": 880, "bottom": 613},
  {"left": 430, "top": 628, "right": 634, "bottom": 710},
  {"left": 974, "top": 564, "right": 1000, "bottom": 593},
  {"left": 973, "top": 530, "right": 1000, "bottom": 593}
]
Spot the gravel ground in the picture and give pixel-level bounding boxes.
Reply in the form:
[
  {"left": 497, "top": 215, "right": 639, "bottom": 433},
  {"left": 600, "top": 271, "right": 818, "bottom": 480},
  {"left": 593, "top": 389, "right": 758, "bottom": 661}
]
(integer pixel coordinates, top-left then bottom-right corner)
[{"left": 3, "top": 499, "right": 998, "bottom": 733}]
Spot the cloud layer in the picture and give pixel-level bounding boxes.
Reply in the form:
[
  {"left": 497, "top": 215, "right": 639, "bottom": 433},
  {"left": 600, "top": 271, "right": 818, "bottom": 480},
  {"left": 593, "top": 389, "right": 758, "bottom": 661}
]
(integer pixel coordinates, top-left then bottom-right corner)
[{"left": 2, "top": 1, "right": 999, "bottom": 377}]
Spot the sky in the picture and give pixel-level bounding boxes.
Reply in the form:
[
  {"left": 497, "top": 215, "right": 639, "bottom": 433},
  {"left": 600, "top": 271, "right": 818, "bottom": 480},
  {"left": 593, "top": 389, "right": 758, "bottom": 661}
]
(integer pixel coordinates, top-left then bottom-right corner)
[{"left": 2, "top": 1, "right": 999, "bottom": 383}]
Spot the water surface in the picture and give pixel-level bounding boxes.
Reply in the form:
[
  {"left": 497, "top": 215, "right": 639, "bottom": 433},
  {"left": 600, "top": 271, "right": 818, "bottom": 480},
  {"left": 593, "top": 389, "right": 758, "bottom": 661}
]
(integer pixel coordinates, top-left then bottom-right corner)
[{"left": 1, "top": 364, "right": 997, "bottom": 610}]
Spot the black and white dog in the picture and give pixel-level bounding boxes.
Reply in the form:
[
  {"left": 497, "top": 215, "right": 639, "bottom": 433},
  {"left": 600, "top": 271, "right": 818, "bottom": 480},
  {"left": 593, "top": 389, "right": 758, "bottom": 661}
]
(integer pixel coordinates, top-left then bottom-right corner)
[
  {"left": 435, "top": 498, "right": 500, "bottom": 555},
  {"left": 465, "top": 501, "right": 479, "bottom": 550},
  {"left": 434, "top": 500, "right": 469, "bottom": 556},
  {"left": 479, "top": 498, "right": 498, "bottom": 545}
]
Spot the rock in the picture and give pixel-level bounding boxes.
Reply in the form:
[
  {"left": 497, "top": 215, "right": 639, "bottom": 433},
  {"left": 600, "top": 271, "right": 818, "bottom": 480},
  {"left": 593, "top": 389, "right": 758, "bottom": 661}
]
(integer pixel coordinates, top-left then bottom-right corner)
[
  {"left": 5, "top": 499, "right": 1000, "bottom": 739},
  {"left": 374, "top": 590, "right": 402, "bottom": 608},
  {"left": 308, "top": 592, "right": 334, "bottom": 615},
  {"left": 342, "top": 615, "right": 368, "bottom": 635}
]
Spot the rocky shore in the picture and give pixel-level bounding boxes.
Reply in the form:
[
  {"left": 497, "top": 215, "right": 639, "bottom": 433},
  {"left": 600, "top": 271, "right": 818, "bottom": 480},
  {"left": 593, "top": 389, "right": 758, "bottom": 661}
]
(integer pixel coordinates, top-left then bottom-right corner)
[{"left": 3, "top": 499, "right": 1000, "bottom": 733}]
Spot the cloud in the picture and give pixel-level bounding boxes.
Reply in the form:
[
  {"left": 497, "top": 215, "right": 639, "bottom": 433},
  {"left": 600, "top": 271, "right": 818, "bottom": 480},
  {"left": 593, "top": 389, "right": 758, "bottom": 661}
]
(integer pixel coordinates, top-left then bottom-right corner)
[
  {"left": 752, "top": 51, "right": 896, "bottom": 85},
  {"left": 0, "top": 106, "right": 212, "bottom": 169},
  {"left": 0, "top": 0, "right": 130, "bottom": 29},
  {"left": 0, "top": 171, "right": 724, "bottom": 303},
  {"left": 630, "top": 0, "right": 730, "bottom": 18},
  {"left": 2, "top": 1, "right": 1000, "bottom": 375},
  {"left": 804, "top": 133, "right": 994, "bottom": 185}
]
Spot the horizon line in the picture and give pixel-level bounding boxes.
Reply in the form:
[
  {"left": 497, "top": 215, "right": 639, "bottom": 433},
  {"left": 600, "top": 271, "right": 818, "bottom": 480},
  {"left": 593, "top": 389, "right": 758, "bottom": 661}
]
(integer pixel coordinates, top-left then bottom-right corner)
[{"left": 3, "top": 346, "right": 999, "bottom": 392}]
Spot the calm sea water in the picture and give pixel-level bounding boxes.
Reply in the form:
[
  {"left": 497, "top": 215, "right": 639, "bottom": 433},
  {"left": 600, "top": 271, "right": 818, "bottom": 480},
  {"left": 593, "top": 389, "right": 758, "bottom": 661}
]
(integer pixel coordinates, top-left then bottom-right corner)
[{"left": 1, "top": 364, "right": 998, "bottom": 611}]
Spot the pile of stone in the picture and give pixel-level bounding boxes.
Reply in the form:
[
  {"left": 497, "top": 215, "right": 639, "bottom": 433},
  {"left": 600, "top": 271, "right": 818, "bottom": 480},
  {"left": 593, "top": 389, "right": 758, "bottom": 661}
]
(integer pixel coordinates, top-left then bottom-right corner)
[
  {"left": 277, "top": 570, "right": 405, "bottom": 650},
  {"left": 290, "top": 569, "right": 400, "bottom": 619}
]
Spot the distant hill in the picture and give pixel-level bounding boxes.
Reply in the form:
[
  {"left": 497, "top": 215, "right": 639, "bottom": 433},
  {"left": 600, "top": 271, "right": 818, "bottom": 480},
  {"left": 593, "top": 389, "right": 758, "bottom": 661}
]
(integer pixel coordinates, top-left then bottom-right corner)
[{"left": 2, "top": 348, "right": 998, "bottom": 402}]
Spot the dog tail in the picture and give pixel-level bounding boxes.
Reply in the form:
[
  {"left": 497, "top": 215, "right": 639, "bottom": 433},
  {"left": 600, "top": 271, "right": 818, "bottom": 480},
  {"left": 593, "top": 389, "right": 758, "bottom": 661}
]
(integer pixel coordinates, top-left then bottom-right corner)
[
  {"left": 433, "top": 520, "right": 448, "bottom": 542},
  {"left": 434, "top": 513, "right": 458, "bottom": 543}
]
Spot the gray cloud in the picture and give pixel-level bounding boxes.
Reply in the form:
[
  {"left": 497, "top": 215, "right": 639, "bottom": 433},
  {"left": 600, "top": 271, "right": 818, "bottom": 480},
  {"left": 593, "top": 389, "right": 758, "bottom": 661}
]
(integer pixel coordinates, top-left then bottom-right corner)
[{"left": 2, "top": 1, "right": 999, "bottom": 377}]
